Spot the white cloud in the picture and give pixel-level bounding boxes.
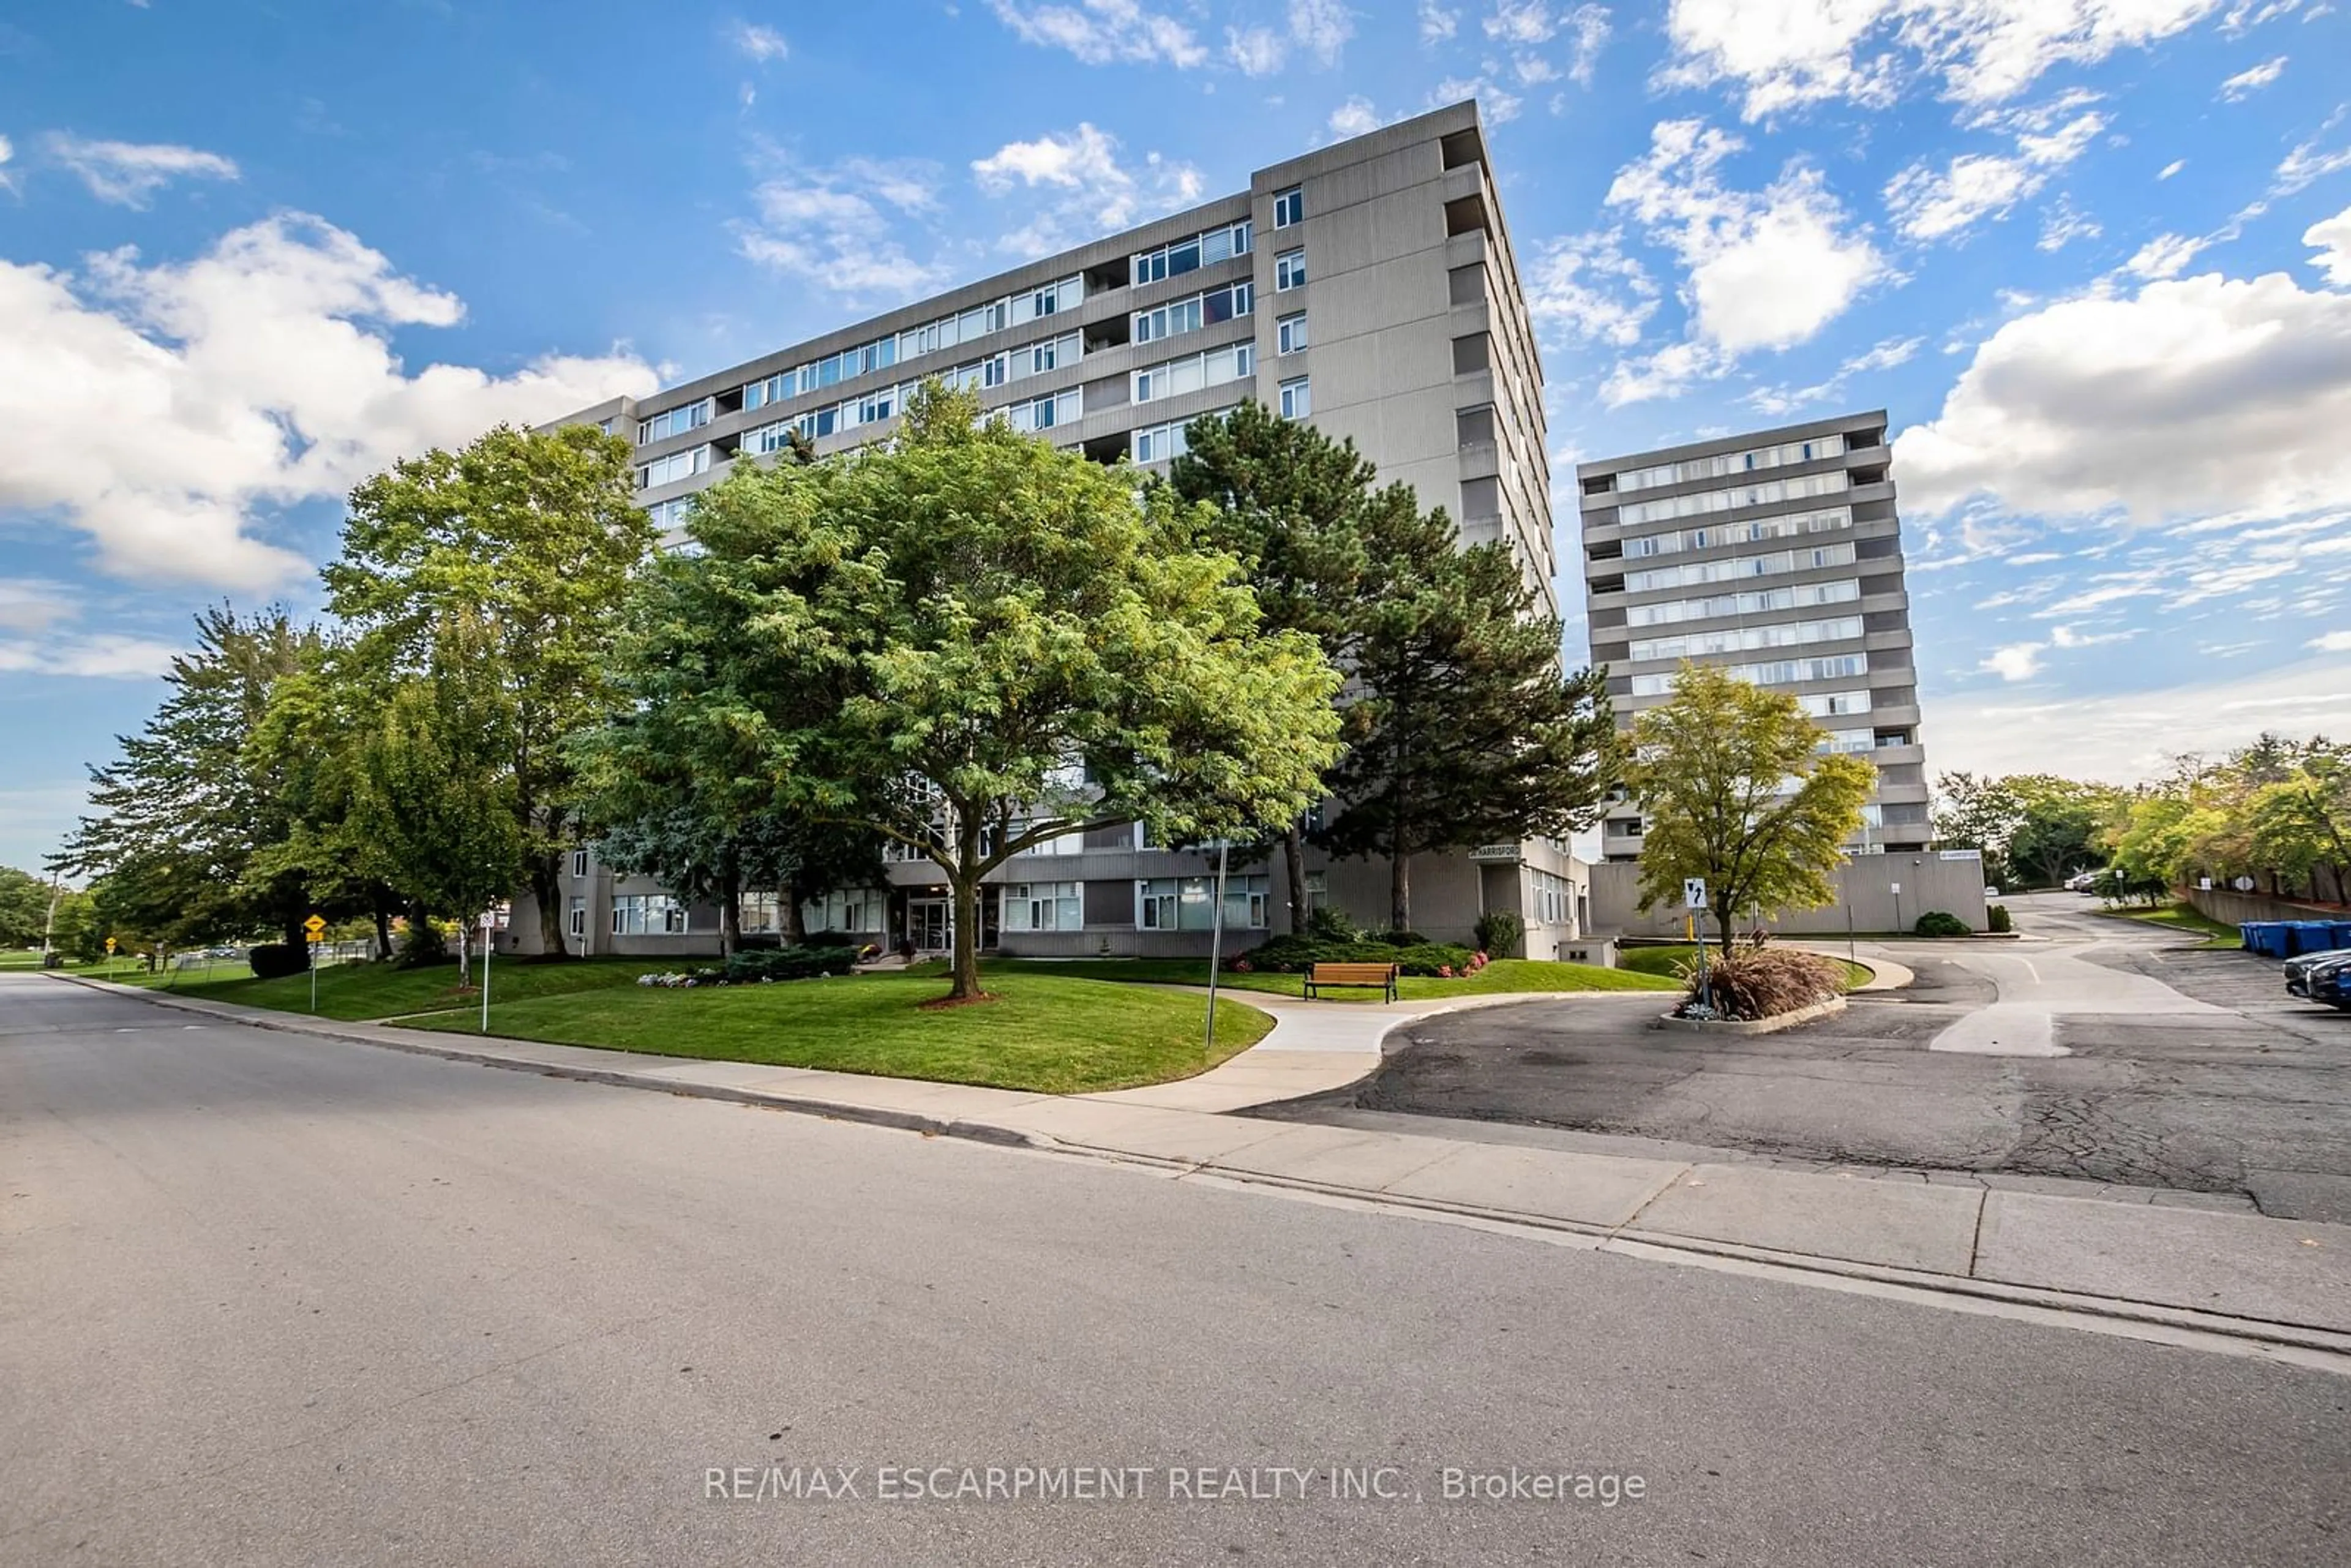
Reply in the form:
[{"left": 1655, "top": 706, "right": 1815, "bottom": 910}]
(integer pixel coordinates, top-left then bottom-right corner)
[
  {"left": 2037, "top": 197, "right": 2101, "bottom": 250},
  {"left": 2049, "top": 623, "right": 2137, "bottom": 648},
  {"left": 1745, "top": 334, "right": 1922, "bottom": 416},
  {"left": 736, "top": 156, "right": 954, "bottom": 297},
  {"left": 728, "top": 21, "right": 788, "bottom": 62},
  {"left": 2218, "top": 54, "right": 2285, "bottom": 98},
  {"left": 1898, "top": 214, "right": 2351, "bottom": 526},
  {"left": 0, "top": 634, "right": 182, "bottom": 680},
  {"left": 1564, "top": 4, "right": 1611, "bottom": 83},
  {"left": 2158, "top": 158, "right": 2186, "bottom": 179},
  {"left": 1660, "top": 0, "right": 2219, "bottom": 121},
  {"left": 1524, "top": 228, "right": 1659, "bottom": 347},
  {"left": 1228, "top": 25, "right": 1286, "bottom": 73},
  {"left": 1289, "top": 0, "right": 1355, "bottom": 64},
  {"left": 0, "top": 580, "right": 75, "bottom": 634},
  {"left": 1981, "top": 641, "right": 2045, "bottom": 681},
  {"left": 1884, "top": 107, "right": 2104, "bottom": 243},
  {"left": 2311, "top": 630, "right": 2351, "bottom": 651},
  {"left": 972, "top": 123, "right": 1202, "bottom": 257},
  {"left": 1327, "top": 97, "right": 1385, "bottom": 138},
  {"left": 1931, "top": 653, "right": 2351, "bottom": 782},
  {"left": 2274, "top": 118, "right": 2351, "bottom": 197},
  {"left": 1420, "top": 1, "right": 1461, "bottom": 41},
  {"left": 47, "top": 134, "right": 239, "bottom": 208},
  {"left": 2310, "top": 208, "right": 2351, "bottom": 283},
  {"left": 0, "top": 215, "right": 655, "bottom": 591},
  {"left": 988, "top": 0, "right": 1208, "bottom": 67},
  {"left": 1485, "top": 1, "right": 1559, "bottom": 42},
  {"left": 1430, "top": 76, "right": 1524, "bottom": 121},
  {"left": 1605, "top": 119, "right": 1884, "bottom": 375},
  {"left": 2124, "top": 231, "right": 2208, "bottom": 279},
  {"left": 0, "top": 135, "right": 15, "bottom": 195}
]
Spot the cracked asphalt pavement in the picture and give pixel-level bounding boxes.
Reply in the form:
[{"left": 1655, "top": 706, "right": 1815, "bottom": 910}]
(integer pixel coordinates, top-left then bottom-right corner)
[{"left": 1258, "top": 895, "right": 2351, "bottom": 1223}]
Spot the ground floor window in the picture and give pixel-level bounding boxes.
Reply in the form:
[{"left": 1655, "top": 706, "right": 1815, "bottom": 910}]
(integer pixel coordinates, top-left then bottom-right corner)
[
  {"left": 1303, "top": 871, "right": 1329, "bottom": 913},
  {"left": 612, "top": 895, "right": 686, "bottom": 935},
  {"left": 740, "top": 891, "right": 781, "bottom": 933},
  {"left": 1138, "top": 875, "right": 1270, "bottom": 931},
  {"left": 566, "top": 897, "right": 586, "bottom": 938},
  {"left": 1528, "top": 870, "right": 1574, "bottom": 929},
  {"left": 1001, "top": 880, "right": 1082, "bottom": 932},
  {"left": 807, "top": 889, "right": 879, "bottom": 933}
]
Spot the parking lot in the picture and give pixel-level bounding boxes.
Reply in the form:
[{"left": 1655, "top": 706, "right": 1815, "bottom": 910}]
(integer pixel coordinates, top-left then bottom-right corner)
[{"left": 1258, "top": 896, "right": 2351, "bottom": 1222}]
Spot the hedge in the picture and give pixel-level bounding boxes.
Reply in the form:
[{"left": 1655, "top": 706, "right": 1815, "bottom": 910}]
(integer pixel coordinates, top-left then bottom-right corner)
[
  {"left": 1232, "top": 935, "right": 1476, "bottom": 976},
  {"left": 722, "top": 945, "right": 861, "bottom": 983}
]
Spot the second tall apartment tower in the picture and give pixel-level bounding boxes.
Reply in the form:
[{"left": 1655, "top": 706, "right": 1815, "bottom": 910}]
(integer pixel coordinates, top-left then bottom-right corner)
[{"left": 1577, "top": 411, "right": 1933, "bottom": 859}]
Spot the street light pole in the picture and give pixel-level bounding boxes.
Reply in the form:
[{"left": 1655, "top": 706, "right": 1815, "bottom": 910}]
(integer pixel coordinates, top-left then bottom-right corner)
[{"left": 1204, "top": 839, "right": 1231, "bottom": 1054}]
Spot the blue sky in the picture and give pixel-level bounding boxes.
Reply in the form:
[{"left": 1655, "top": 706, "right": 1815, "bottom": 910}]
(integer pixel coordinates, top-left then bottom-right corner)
[{"left": 4, "top": 0, "right": 2350, "bottom": 871}]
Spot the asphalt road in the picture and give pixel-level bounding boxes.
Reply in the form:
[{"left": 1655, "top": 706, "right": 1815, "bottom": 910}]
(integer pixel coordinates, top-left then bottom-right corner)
[
  {"left": 1267, "top": 897, "right": 2351, "bottom": 1220},
  {"left": 6, "top": 973, "right": 2349, "bottom": 1566}
]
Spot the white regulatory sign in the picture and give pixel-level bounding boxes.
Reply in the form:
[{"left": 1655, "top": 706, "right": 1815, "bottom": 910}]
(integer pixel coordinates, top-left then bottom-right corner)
[{"left": 1682, "top": 877, "right": 1707, "bottom": 910}]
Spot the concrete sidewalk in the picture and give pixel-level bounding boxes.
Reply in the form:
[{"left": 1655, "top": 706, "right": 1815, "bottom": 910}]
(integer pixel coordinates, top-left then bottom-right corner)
[{"left": 62, "top": 974, "right": 2351, "bottom": 1362}]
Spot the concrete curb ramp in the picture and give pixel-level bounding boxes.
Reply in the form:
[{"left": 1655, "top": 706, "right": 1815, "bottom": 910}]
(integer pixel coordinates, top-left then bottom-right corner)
[{"left": 61, "top": 973, "right": 2351, "bottom": 1371}]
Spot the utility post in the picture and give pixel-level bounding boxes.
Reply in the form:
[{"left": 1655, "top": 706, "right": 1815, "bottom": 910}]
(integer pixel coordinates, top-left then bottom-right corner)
[
  {"left": 1684, "top": 877, "right": 1710, "bottom": 1015},
  {"left": 1204, "top": 838, "right": 1231, "bottom": 1056},
  {"left": 304, "top": 913, "right": 326, "bottom": 1011}
]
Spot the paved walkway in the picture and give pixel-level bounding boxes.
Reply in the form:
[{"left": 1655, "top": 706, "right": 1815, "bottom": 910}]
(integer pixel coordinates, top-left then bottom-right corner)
[{"left": 58, "top": 972, "right": 2351, "bottom": 1362}]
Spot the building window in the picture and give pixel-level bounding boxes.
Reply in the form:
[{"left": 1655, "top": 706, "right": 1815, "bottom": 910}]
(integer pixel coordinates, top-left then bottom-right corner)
[
  {"left": 1138, "top": 876, "right": 1270, "bottom": 931},
  {"left": 1277, "top": 312, "right": 1308, "bottom": 355},
  {"left": 1132, "top": 342, "right": 1253, "bottom": 403},
  {"left": 611, "top": 895, "right": 686, "bottom": 936},
  {"left": 1132, "top": 281, "right": 1251, "bottom": 345},
  {"left": 1279, "top": 377, "right": 1311, "bottom": 419},
  {"left": 1133, "top": 407, "right": 1241, "bottom": 464},
  {"left": 1002, "top": 881, "right": 1082, "bottom": 932},
  {"left": 597, "top": 418, "right": 614, "bottom": 436},
  {"left": 1303, "top": 871, "right": 1329, "bottom": 913},
  {"left": 1134, "top": 219, "right": 1252, "bottom": 285},
  {"left": 1275, "top": 249, "right": 1307, "bottom": 291},
  {"left": 571, "top": 849, "right": 589, "bottom": 878},
  {"left": 566, "top": 897, "right": 586, "bottom": 938},
  {"left": 1272, "top": 186, "right": 1303, "bottom": 228},
  {"left": 637, "top": 446, "right": 711, "bottom": 490},
  {"left": 636, "top": 400, "right": 711, "bottom": 445}
]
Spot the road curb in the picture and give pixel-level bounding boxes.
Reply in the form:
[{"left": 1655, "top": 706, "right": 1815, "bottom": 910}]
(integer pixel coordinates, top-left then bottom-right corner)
[{"left": 1649, "top": 994, "right": 1848, "bottom": 1035}]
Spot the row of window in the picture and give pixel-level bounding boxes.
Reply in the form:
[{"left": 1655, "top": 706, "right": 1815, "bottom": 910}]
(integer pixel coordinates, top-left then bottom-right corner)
[
  {"left": 637, "top": 445, "right": 711, "bottom": 489},
  {"left": 1800, "top": 688, "right": 1872, "bottom": 718},
  {"left": 1618, "top": 506, "right": 1852, "bottom": 560},
  {"left": 1622, "top": 541, "right": 1857, "bottom": 595},
  {"left": 1134, "top": 280, "right": 1252, "bottom": 344},
  {"left": 1622, "top": 577, "right": 1861, "bottom": 628},
  {"left": 585, "top": 878, "right": 1288, "bottom": 937},
  {"left": 1627, "top": 614, "right": 1864, "bottom": 664},
  {"left": 639, "top": 401, "right": 711, "bottom": 443},
  {"left": 1530, "top": 868, "right": 1577, "bottom": 929},
  {"left": 1629, "top": 651, "right": 1869, "bottom": 697},
  {"left": 1613, "top": 433, "right": 1848, "bottom": 494},
  {"left": 1133, "top": 340, "right": 1254, "bottom": 403},
  {"left": 733, "top": 276, "right": 1088, "bottom": 420},
  {"left": 1133, "top": 405, "right": 1240, "bottom": 463},
  {"left": 1135, "top": 217, "right": 1253, "bottom": 286},
  {"left": 1616, "top": 470, "right": 1850, "bottom": 527}
]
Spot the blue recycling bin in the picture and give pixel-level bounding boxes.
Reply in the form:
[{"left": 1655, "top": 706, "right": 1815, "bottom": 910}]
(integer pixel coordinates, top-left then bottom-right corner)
[
  {"left": 2241, "top": 922, "right": 2287, "bottom": 958},
  {"left": 2328, "top": 921, "right": 2351, "bottom": 953},
  {"left": 2284, "top": 921, "right": 2341, "bottom": 956}
]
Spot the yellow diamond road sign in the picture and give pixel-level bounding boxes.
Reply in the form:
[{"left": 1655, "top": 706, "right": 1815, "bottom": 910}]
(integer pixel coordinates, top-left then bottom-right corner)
[{"left": 304, "top": 915, "right": 327, "bottom": 940}]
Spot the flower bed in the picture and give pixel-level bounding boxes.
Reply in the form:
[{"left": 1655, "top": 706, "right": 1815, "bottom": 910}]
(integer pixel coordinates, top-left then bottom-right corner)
[{"left": 1677, "top": 946, "right": 1847, "bottom": 1022}]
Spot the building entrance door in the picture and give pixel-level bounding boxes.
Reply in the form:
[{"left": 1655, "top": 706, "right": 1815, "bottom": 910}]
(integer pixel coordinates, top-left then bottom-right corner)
[{"left": 909, "top": 898, "right": 951, "bottom": 953}]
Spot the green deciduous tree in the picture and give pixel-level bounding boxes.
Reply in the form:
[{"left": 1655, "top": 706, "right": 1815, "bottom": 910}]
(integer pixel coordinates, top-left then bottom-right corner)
[
  {"left": 323, "top": 423, "right": 651, "bottom": 956},
  {"left": 1170, "top": 402, "right": 1379, "bottom": 931},
  {"left": 0, "top": 865, "right": 52, "bottom": 950},
  {"left": 57, "top": 605, "right": 322, "bottom": 953},
  {"left": 1318, "top": 506, "right": 1619, "bottom": 932},
  {"left": 1628, "top": 662, "right": 1875, "bottom": 955},
  {"left": 677, "top": 383, "right": 1343, "bottom": 1000}
]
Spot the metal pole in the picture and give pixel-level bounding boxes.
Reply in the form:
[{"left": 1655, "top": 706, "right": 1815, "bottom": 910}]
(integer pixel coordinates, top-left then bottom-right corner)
[
  {"left": 1205, "top": 839, "right": 1230, "bottom": 1053},
  {"left": 310, "top": 943, "right": 318, "bottom": 1013},
  {"left": 481, "top": 925, "right": 492, "bottom": 1033},
  {"left": 1695, "top": 906, "right": 1711, "bottom": 1014}
]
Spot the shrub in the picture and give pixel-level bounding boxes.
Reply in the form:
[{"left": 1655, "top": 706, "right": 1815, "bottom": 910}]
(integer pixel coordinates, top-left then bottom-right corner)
[
  {"left": 1913, "top": 910, "right": 1971, "bottom": 938},
  {"left": 723, "top": 944, "right": 861, "bottom": 983},
  {"left": 248, "top": 942, "right": 308, "bottom": 980},
  {"left": 1987, "top": 903, "right": 2014, "bottom": 934},
  {"left": 1473, "top": 910, "right": 1525, "bottom": 957},
  {"left": 1232, "top": 936, "right": 1474, "bottom": 977},
  {"left": 1684, "top": 947, "right": 1845, "bottom": 1021},
  {"left": 1304, "top": 905, "right": 1358, "bottom": 943},
  {"left": 1368, "top": 929, "right": 1427, "bottom": 947}
]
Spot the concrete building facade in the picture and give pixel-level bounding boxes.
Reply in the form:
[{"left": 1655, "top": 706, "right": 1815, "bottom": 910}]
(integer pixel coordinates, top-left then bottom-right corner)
[
  {"left": 507, "top": 102, "right": 1596, "bottom": 963},
  {"left": 1575, "top": 410, "right": 1933, "bottom": 865}
]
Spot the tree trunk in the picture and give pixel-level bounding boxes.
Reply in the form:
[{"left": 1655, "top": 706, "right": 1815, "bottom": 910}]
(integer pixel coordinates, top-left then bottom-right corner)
[
  {"left": 719, "top": 856, "right": 741, "bottom": 959},
  {"left": 372, "top": 896, "right": 394, "bottom": 963},
  {"left": 1713, "top": 901, "right": 1736, "bottom": 959},
  {"left": 1389, "top": 851, "right": 1410, "bottom": 934},
  {"left": 530, "top": 853, "right": 568, "bottom": 959},
  {"left": 948, "top": 875, "right": 983, "bottom": 1000},
  {"left": 784, "top": 879, "right": 810, "bottom": 945},
  {"left": 280, "top": 906, "right": 309, "bottom": 967},
  {"left": 1284, "top": 825, "right": 1310, "bottom": 935}
]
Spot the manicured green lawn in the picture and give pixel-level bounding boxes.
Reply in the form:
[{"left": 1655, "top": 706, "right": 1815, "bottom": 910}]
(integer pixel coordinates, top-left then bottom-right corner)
[
  {"left": 1618, "top": 943, "right": 1874, "bottom": 991},
  {"left": 2096, "top": 902, "right": 2244, "bottom": 949},
  {"left": 962, "top": 955, "right": 1679, "bottom": 1000},
  {"left": 118, "top": 958, "right": 257, "bottom": 987},
  {"left": 0, "top": 950, "right": 80, "bottom": 970},
  {"left": 400, "top": 970, "right": 1272, "bottom": 1095},
  {"left": 109, "top": 956, "right": 678, "bottom": 1020}
]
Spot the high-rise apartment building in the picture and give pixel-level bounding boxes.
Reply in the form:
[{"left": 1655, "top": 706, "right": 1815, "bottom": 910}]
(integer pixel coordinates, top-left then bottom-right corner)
[
  {"left": 1575, "top": 411, "right": 1932, "bottom": 862},
  {"left": 520, "top": 102, "right": 1597, "bottom": 961}
]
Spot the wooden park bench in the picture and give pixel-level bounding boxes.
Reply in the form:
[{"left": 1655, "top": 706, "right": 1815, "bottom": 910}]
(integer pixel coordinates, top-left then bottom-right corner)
[{"left": 1303, "top": 961, "right": 1400, "bottom": 1003}]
